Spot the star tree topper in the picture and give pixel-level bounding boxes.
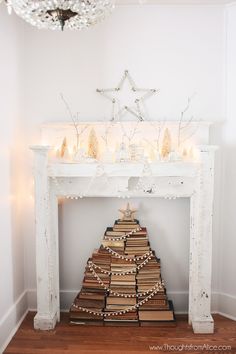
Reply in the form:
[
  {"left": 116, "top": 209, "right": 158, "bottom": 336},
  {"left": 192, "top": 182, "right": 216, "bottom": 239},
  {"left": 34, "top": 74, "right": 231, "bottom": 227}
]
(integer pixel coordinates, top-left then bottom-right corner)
[
  {"left": 97, "top": 70, "right": 159, "bottom": 121},
  {"left": 119, "top": 203, "right": 137, "bottom": 221}
]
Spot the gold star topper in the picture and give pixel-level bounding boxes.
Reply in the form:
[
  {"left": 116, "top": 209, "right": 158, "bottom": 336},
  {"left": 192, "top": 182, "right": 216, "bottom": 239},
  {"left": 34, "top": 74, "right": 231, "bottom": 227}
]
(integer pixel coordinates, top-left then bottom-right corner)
[{"left": 119, "top": 203, "right": 137, "bottom": 221}]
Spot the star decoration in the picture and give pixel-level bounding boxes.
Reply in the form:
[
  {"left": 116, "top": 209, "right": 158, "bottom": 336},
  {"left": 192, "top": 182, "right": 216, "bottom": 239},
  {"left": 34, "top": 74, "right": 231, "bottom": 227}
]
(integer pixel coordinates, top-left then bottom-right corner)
[
  {"left": 97, "top": 70, "right": 159, "bottom": 121},
  {"left": 119, "top": 203, "right": 137, "bottom": 221}
]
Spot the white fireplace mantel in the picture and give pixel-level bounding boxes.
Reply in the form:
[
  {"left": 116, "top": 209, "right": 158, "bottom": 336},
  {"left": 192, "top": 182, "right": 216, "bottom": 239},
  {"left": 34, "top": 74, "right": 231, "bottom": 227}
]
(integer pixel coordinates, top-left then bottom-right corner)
[{"left": 30, "top": 145, "right": 217, "bottom": 334}]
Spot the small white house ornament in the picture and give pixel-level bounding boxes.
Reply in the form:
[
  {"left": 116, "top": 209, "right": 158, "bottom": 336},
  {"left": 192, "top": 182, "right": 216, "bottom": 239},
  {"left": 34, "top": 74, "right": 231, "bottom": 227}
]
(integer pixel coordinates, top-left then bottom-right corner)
[
  {"left": 116, "top": 142, "right": 130, "bottom": 162},
  {"left": 129, "top": 144, "right": 145, "bottom": 162}
]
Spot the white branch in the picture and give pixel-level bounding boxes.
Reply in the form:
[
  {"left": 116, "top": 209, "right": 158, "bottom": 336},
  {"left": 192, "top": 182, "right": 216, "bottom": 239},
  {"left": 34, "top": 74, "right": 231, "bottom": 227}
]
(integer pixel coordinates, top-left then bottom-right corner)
[
  {"left": 178, "top": 95, "right": 196, "bottom": 148},
  {"left": 60, "top": 93, "right": 88, "bottom": 151},
  {"left": 120, "top": 121, "right": 140, "bottom": 144}
]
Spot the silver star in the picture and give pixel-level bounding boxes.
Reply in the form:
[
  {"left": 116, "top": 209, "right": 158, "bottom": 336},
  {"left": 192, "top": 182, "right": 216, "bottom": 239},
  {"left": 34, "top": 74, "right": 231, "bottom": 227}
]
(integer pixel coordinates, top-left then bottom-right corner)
[{"left": 97, "top": 70, "right": 159, "bottom": 121}]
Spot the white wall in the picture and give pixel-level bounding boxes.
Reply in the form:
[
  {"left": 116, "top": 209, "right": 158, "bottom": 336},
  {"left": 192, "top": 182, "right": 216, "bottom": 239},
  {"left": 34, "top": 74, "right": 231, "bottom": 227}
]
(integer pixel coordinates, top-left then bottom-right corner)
[
  {"left": 217, "top": 3, "right": 236, "bottom": 317},
  {"left": 23, "top": 4, "right": 225, "bottom": 133},
  {"left": 22, "top": 4, "right": 226, "bottom": 313},
  {"left": 1, "top": 4, "right": 235, "bottom": 349},
  {"left": 0, "top": 8, "right": 27, "bottom": 352}
]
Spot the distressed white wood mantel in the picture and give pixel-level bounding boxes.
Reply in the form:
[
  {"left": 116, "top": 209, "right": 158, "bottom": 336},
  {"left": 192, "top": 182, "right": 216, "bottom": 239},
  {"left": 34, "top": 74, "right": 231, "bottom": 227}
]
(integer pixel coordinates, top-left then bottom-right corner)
[{"left": 30, "top": 145, "right": 217, "bottom": 334}]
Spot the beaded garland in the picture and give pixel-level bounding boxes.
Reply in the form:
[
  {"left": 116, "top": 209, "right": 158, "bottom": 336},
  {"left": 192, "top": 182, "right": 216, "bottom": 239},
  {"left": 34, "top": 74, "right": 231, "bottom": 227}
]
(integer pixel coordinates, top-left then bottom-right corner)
[
  {"left": 72, "top": 282, "right": 163, "bottom": 317},
  {"left": 71, "top": 221, "right": 164, "bottom": 317},
  {"left": 88, "top": 253, "right": 152, "bottom": 275},
  {"left": 103, "top": 246, "right": 152, "bottom": 262},
  {"left": 88, "top": 265, "right": 163, "bottom": 298},
  {"left": 104, "top": 226, "right": 142, "bottom": 241}
]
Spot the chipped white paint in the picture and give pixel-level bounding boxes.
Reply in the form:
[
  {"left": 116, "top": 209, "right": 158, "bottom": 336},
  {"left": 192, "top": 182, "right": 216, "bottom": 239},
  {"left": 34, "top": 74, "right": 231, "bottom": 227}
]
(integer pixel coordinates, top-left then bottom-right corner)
[
  {"left": 30, "top": 145, "right": 217, "bottom": 333},
  {"left": 31, "top": 146, "right": 58, "bottom": 330}
]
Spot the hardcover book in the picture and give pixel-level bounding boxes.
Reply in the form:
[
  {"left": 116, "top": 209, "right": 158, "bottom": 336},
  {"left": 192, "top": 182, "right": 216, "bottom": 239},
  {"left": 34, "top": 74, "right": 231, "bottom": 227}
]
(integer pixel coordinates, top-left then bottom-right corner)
[{"left": 69, "top": 204, "right": 175, "bottom": 327}]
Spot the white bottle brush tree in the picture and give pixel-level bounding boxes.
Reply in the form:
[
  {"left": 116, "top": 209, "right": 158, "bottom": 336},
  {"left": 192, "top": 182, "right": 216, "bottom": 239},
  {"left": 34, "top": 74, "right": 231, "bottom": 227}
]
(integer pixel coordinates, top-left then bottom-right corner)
[{"left": 88, "top": 128, "right": 99, "bottom": 159}]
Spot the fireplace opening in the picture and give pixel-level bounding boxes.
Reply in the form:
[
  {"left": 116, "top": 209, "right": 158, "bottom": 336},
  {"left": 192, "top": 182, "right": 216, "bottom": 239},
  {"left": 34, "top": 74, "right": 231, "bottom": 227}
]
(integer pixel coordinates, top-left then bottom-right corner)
[{"left": 58, "top": 197, "right": 190, "bottom": 315}]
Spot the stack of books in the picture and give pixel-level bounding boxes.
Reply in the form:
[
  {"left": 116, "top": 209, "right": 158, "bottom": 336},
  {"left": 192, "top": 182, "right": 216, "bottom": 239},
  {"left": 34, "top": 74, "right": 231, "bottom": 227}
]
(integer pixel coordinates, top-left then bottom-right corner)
[
  {"left": 69, "top": 248, "right": 111, "bottom": 325},
  {"left": 102, "top": 239, "right": 125, "bottom": 254},
  {"left": 69, "top": 206, "right": 175, "bottom": 327},
  {"left": 137, "top": 257, "right": 175, "bottom": 326},
  {"left": 70, "top": 291, "right": 106, "bottom": 326},
  {"left": 138, "top": 300, "right": 175, "bottom": 326},
  {"left": 125, "top": 227, "right": 150, "bottom": 256},
  {"left": 104, "top": 256, "right": 139, "bottom": 326},
  {"left": 136, "top": 255, "right": 161, "bottom": 294}
]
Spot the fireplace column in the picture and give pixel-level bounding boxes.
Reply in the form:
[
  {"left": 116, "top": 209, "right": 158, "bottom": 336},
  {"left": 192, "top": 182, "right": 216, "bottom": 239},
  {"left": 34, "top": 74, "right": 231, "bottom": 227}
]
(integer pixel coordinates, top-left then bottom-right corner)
[
  {"left": 31, "top": 146, "right": 60, "bottom": 330},
  {"left": 189, "top": 147, "right": 216, "bottom": 334}
]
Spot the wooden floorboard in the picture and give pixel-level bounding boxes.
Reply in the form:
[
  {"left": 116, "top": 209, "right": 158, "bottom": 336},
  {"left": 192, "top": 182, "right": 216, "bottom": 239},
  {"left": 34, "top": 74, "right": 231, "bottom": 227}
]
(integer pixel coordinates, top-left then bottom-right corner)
[{"left": 4, "top": 312, "right": 236, "bottom": 354}]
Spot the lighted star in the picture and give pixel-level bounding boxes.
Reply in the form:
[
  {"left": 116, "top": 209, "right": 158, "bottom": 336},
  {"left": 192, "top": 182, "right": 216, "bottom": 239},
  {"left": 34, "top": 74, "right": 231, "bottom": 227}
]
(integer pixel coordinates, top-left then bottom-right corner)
[
  {"left": 96, "top": 70, "right": 159, "bottom": 121},
  {"left": 119, "top": 203, "right": 137, "bottom": 221}
]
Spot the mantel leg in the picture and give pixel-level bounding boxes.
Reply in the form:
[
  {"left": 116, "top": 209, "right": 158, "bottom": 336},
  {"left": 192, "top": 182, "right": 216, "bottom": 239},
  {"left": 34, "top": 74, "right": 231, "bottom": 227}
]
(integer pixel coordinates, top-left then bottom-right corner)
[
  {"left": 31, "top": 147, "right": 58, "bottom": 330},
  {"left": 189, "top": 149, "right": 215, "bottom": 334}
]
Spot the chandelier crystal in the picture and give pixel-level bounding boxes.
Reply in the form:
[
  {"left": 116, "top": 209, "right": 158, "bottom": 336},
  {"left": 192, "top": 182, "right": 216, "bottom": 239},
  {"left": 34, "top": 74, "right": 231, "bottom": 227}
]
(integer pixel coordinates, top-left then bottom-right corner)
[{"left": 10, "top": 0, "right": 115, "bottom": 31}]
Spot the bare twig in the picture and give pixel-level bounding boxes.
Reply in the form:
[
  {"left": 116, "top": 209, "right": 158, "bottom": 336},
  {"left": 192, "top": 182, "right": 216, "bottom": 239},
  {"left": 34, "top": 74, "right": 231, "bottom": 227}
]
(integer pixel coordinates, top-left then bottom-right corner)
[
  {"left": 147, "top": 119, "right": 166, "bottom": 152},
  {"left": 120, "top": 121, "right": 140, "bottom": 145},
  {"left": 178, "top": 95, "right": 197, "bottom": 148},
  {"left": 101, "top": 122, "right": 113, "bottom": 147},
  {"left": 60, "top": 93, "right": 88, "bottom": 152},
  {"left": 179, "top": 117, "right": 201, "bottom": 145}
]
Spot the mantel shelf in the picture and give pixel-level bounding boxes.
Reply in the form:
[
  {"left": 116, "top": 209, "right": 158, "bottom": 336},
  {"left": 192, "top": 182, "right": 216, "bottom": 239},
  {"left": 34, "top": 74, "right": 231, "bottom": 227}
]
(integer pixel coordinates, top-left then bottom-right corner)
[{"left": 48, "top": 161, "right": 200, "bottom": 178}]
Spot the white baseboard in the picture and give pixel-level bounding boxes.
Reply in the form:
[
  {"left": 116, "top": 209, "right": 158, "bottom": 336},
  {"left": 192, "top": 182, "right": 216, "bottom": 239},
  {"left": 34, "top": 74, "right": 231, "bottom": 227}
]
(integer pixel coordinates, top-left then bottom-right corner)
[
  {"left": 28, "top": 289, "right": 80, "bottom": 311},
  {"left": 218, "top": 292, "right": 236, "bottom": 320},
  {"left": 27, "top": 289, "right": 190, "bottom": 314},
  {"left": 0, "top": 290, "right": 28, "bottom": 354},
  {"left": 168, "top": 291, "right": 188, "bottom": 313},
  {"left": 216, "top": 311, "right": 236, "bottom": 321},
  {"left": 28, "top": 289, "right": 190, "bottom": 312},
  {"left": 3, "top": 288, "right": 235, "bottom": 353},
  {"left": 27, "top": 289, "right": 232, "bottom": 315}
]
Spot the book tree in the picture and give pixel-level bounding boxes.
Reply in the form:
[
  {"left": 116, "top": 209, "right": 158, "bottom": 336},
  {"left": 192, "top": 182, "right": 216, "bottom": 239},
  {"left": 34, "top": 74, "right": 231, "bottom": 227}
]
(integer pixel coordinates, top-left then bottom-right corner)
[{"left": 70, "top": 203, "right": 175, "bottom": 326}]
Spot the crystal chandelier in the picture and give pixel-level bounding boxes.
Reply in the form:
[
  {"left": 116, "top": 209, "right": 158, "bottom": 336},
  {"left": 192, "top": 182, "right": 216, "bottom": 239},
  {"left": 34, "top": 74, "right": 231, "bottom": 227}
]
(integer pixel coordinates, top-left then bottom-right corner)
[{"left": 6, "top": 0, "right": 115, "bottom": 31}]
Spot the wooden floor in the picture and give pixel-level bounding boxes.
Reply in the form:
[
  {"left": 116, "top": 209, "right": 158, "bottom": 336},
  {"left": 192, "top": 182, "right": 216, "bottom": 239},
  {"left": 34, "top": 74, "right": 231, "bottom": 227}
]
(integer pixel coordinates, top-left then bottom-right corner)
[{"left": 4, "top": 312, "right": 236, "bottom": 354}]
